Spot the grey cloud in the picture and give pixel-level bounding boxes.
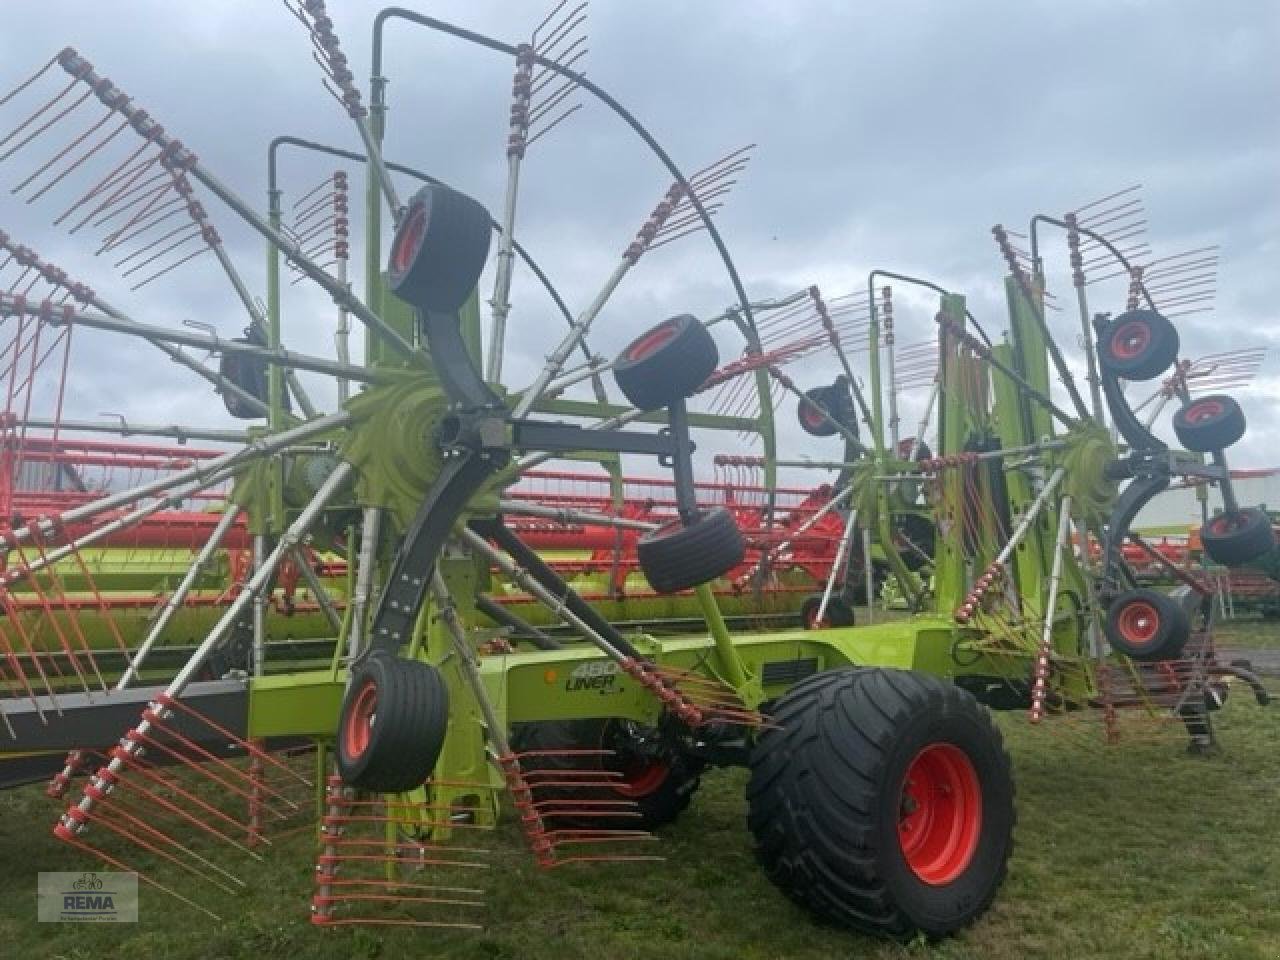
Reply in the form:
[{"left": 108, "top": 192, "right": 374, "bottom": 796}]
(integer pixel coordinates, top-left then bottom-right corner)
[{"left": 0, "top": 0, "right": 1274, "bottom": 476}]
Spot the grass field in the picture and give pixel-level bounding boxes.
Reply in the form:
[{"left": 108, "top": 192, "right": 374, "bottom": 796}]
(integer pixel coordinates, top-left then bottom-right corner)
[
  {"left": 1220, "top": 615, "right": 1280, "bottom": 649},
  {"left": 2, "top": 618, "right": 1278, "bottom": 960}
]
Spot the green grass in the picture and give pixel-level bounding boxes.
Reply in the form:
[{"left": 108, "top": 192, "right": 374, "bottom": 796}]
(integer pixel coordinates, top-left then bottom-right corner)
[
  {"left": 1217, "top": 614, "right": 1280, "bottom": 649},
  {"left": 2, "top": 619, "right": 1278, "bottom": 960}
]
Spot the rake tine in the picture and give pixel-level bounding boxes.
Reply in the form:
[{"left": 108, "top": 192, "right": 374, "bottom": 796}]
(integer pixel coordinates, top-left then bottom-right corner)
[
  {"left": 756, "top": 300, "right": 813, "bottom": 331},
  {"left": 129, "top": 246, "right": 210, "bottom": 290},
  {"left": 0, "top": 54, "right": 60, "bottom": 109},
  {"left": 96, "top": 188, "right": 183, "bottom": 254},
  {"left": 527, "top": 78, "right": 580, "bottom": 130},
  {"left": 292, "top": 172, "right": 339, "bottom": 209},
  {"left": 118, "top": 229, "right": 202, "bottom": 278},
  {"left": 534, "top": 3, "right": 588, "bottom": 59},
  {"left": 532, "top": 46, "right": 588, "bottom": 96},
  {"left": 292, "top": 194, "right": 337, "bottom": 228},
  {"left": 654, "top": 203, "right": 724, "bottom": 239},
  {"left": 1081, "top": 243, "right": 1151, "bottom": 271},
  {"left": 534, "top": 35, "right": 588, "bottom": 84},
  {"left": 1143, "top": 244, "right": 1219, "bottom": 269},
  {"left": 1076, "top": 200, "right": 1144, "bottom": 231},
  {"left": 0, "top": 86, "right": 94, "bottom": 162},
  {"left": 1076, "top": 193, "right": 1143, "bottom": 221},
  {"left": 1145, "top": 276, "right": 1216, "bottom": 296},
  {"left": 527, "top": 105, "right": 582, "bottom": 147},
  {"left": 683, "top": 181, "right": 738, "bottom": 209},
  {"left": 89, "top": 170, "right": 172, "bottom": 227},
  {"left": 1069, "top": 183, "right": 1143, "bottom": 216},
  {"left": 0, "top": 74, "right": 81, "bottom": 153},
  {"left": 14, "top": 117, "right": 128, "bottom": 201},
  {"left": 647, "top": 221, "right": 712, "bottom": 251},
  {"left": 59, "top": 143, "right": 159, "bottom": 229},
  {"left": 689, "top": 143, "right": 755, "bottom": 184},
  {"left": 103, "top": 206, "right": 190, "bottom": 265},
  {"left": 93, "top": 200, "right": 185, "bottom": 255},
  {"left": 98, "top": 171, "right": 184, "bottom": 253},
  {"left": 1079, "top": 223, "right": 1147, "bottom": 250},
  {"left": 532, "top": 0, "right": 572, "bottom": 45}
]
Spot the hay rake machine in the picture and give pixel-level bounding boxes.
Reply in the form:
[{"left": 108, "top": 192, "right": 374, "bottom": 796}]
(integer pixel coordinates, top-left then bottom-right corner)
[{"left": 0, "top": 0, "right": 1274, "bottom": 943}]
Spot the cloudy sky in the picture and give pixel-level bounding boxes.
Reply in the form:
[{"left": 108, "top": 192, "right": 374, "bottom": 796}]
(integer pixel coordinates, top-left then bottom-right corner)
[{"left": 0, "top": 1, "right": 1275, "bottom": 492}]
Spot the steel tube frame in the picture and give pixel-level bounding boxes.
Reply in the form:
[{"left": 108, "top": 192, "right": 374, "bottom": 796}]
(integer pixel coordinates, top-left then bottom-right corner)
[
  {"left": 345, "top": 507, "right": 382, "bottom": 659},
  {"left": 511, "top": 258, "right": 630, "bottom": 420},
  {"left": 60, "top": 460, "right": 355, "bottom": 830},
  {"left": 1, "top": 465, "right": 242, "bottom": 590},
  {"left": 815, "top": 508, "right": 857, "bottom": 625},
  {"left": 0, "top": 410, "right": 351, "bottom": 551},
  {"left": 290, "top": 545, "right": 344, "bottom": 633},
  {"left": 496, "top": 499, "right": 657, "bottom": 532},
  {"left": 15, "top": 416, "right": 248, "bottom": 444},
  {"left": 1030, "top": 495, "right": 1073, "bottom": 721},
  {"left": 116, "top": 506, "right": 243, "bottom": 689},
  {"left": 460, "top": 527, "right": 633, "bottom": 665},
  {"left": 0, "top": 296, "right": 380, "bottom": 384}
]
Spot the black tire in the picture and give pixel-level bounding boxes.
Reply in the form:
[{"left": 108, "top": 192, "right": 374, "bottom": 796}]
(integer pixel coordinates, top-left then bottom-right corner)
[
  {"left": 336, "top": 651, "right": 450, "bottom": 792},
  {"left": 846, "top": 560, "right": 889, "bottom": 607},
  {"left": 1103, "top": 588, "right": 1190, "bottom": 661},
  {"left": 511, "top": 718, "right": 703, "bottom": 830},
  {"left": 797, "top": 383, "right": 856, "bottom": 438},
  {"left": 219, "top": 346, "right": 266, "bottom": 419},
  {"left": 1096, "top": 309, "right": 1179, "bottom": 381},
  {"left": 387, "top": 183, "right": 492, "bottom": 314},
  {"left": 893, "top": 512, "right": 936, "bottom": 572},
  {"left": 200, "top": 616, "right": 254, "bottom": 679},
  {"left": 747, "top": 668, "right": 1014, "bottom": 940},
  {"left": 612, "top": 314, "right": 719, "bottom": 411},
  {"left": 637, "top": 506, "right": 745, "bottom": 594},
  {"left": 897, "top": 437, "right": 932, "bottom": 462},
  {"left": 1201, "top": 508, "right": 1277, "bottom": 567},
  {"left": 1172, "top": 394, "right": 1246, "bottom": 452},
  {"left": 800, "top": 593, "right": 855, "bottom": 629},
  {"left": 218, "top": 324, "right": 283, "bottom": 420}
]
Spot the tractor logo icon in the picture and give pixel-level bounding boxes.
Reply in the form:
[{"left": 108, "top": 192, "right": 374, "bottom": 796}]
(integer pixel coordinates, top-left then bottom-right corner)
[{"left": 71, "top": 873, "right": 103, "bottom": 892}]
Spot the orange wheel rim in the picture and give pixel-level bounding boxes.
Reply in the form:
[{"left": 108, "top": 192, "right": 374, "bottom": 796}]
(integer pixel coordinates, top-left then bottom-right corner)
[
  {"left": 391, "top": 203, "right": 428, "bottom": 274},
  {"left": 343, "top": 680, "right": 378, "bottom": 759},
  {"left": 898, "top": 743, "right": 982, "bottom": 885},
  {"left": 626, "top": 320, "right": 678, "bottom": 361},
  {"left": 1116, "top": 600, "right": 1159, "bottom": 645},
  {"left": 1110, "top": 320, "right": 1151, "bottom": 360}
]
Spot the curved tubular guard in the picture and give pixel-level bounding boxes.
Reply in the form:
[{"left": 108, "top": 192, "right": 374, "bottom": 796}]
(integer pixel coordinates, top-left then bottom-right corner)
[
  {"left": 1099, "top": 471, "right": 1169, "bottom": 600},
  {"left": 266, "top": 135, "right": 579, "bottom": 334}
]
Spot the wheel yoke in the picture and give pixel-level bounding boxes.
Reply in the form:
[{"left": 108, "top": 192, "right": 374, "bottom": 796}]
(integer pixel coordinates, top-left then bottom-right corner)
[
  {"left": 363, "top": 182, "right": 709, "bottom": 662},
  {"left": 1092, "top": 311, "right": 1244, "bottom": 602}
]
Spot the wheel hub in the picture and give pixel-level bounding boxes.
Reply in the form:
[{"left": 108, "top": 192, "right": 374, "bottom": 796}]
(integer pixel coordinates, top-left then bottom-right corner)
[
  {"left": 1116, "top": 601, "right": 1158, "bottom": 645},
  {"left": 897, "top": 743, "right": 982, "bottom": 886},
  {"left": 1184, "top": 398, "right": 1223, "bottom": 423},
  {"left": 1110, "top": 320, "right": 1150, "bottom": 359},
  {"left": 616, "top": 757, "right": 672, "bottom": 798}
]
